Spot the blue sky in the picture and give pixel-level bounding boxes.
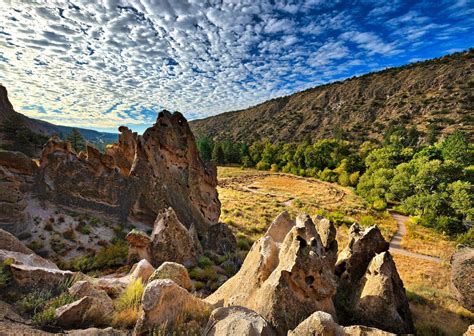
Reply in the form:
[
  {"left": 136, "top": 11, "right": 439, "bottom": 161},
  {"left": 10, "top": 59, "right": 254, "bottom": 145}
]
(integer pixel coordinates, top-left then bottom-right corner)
[{"left": 0, "top": 0, "right": 473, "bottom": 134}]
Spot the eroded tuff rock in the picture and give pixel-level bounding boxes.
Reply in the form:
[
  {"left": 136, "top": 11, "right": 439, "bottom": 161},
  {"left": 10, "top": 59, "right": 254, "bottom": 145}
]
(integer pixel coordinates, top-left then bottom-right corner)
[
  {"left": 288, "top": 311, "right": 396, "bottom": 336},
  {"left": 149, "top": 207, "right": 199, "bottom": 267},
  {"left": 202, "top": 223, "right": 238, "bottom": 255},
  {"left": 350, "top": 252, "right": 414, "bottom": 334},
  {"left": 0, "top": 151, "right": 37, "bottom": 234},
  {"left": 451, "top": 248, "right": 474, "bottom": 312},
  {"left": 148, "top": 262, "right": 192, "bottom": 291},
  {"left": 126, "top": 230, "right": 152, "bottom": 264},
  {"left": 134, "top": 279, "right": 212, "bottom": 335},
  {"left": 10, "top": 264, "right": 75, "bottom": 290},
  {"left": 0, "top": 228, "right": 35, "bottom": 254},
  {"left": 334, "top": 224, "right": 414, "bottom": 334},
  {"left": 105, "top": 126, "right": 138, "bottom": 175},
  {"left": 207, "top": 212, "right": 337, "bottom": 334},
  {"left": 204, "top": 306, "right": 275, "bottom": 336},
  {"left": 56, "top": 296, "right": 113, "bottom": 328}
]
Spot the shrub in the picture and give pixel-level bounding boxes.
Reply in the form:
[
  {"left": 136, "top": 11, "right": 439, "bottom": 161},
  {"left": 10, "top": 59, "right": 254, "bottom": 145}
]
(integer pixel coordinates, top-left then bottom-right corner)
[
  {"left": 338, "top": 171, "right": 350, "bottom": 186},
  {"left": 93, "top": 241, "right": 128, "bottom": 270},
  {"left": 456, "top": 227, "right": 474, "bottom": 247},
  {"left": 270, "top": 163, "right": 279, "bottom": 172},
  {"left": 372, "top": 199, "right": 387, "bottom": 211},
  {"left": 115, "top": 278, "right": 144, "bottom": 311},
  {"left": 236, "top": 237, "right": 251, "bottom": 251},
  {"left": 17, "top": 290, "right": 53, "bottom": 314},
  {"left": 189, "top": 267, "right": 218, "bottom": 282},
  {"left": 32, "top": 307, "right": 56, "bottom": 328},
  {"left": 0, "top": 258, "right": 13, "bottom": 288},
  {"left": 197, "top": 256, "right": 213, "bottom": 268},
  {"left": 256, "top": 161, "right": 271, "bottom": 171},
  {"left": 360, "top": 215, "right": 375, "bottom": 227},
  {"left": 77, "top": 224, "right": 92, "bottom": 235},
  {"left": 349, "top": 171, "right": 360, "bottom": 186},
  {"left": 62, "top": 226, "right": 76, "bottom": 241}
]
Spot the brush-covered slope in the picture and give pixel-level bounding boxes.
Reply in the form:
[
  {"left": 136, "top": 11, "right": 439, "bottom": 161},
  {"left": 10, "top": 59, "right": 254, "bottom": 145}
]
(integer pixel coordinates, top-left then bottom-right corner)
[{"left": 191, "top": 50, "right": 473, "bottom": 143}]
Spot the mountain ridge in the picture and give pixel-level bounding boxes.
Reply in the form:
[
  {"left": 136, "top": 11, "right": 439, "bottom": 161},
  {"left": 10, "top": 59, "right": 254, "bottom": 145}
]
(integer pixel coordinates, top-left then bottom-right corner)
[{"left": 190, "top": 49, "right": 474, "bottom": 143}]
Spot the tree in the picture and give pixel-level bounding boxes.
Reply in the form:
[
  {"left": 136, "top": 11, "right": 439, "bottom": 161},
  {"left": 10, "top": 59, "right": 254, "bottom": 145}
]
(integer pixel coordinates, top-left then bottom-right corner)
[
  {"left": 448, "top": 181, "right": 473, "bottom": 221},
  {"left": 67, "top": 128, "right": 86, "bottom": 153},
  {"left": 439, "top": 131, "right": 471, "bottom": 165},
  {"left": 212, "top": 142, "right": 225, "bottom": 164},
  {"left": 196, "top": 137, "right": 213, "bottom": 162}
]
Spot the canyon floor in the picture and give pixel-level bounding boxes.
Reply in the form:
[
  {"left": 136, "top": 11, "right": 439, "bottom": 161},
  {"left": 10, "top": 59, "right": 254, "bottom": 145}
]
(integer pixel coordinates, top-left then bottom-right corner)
[{"left": 217, "top": 166, "right": 474, "bottom": 335}]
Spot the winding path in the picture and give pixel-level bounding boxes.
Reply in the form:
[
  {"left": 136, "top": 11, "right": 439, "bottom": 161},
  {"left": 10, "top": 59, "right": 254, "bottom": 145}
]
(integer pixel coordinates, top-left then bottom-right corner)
[{"left": 389, "top": 212, "right": 441, "bottom": 263}]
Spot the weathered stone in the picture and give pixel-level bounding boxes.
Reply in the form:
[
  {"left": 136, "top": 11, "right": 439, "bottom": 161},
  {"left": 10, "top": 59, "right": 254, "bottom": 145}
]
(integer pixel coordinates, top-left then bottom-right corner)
[
  {"left": 67, "top": 327, "right": 128, "bottom": 336},
  {"left": 10, "top": 264, "right": 74, "bottom": 289},
  {"left": 464, "top": 325, "right": 474, "bottom": 336},
  {"left": 350, "top": 252, "right": 414, "bottom": 334},
  {"left": 0, "top": 300, "right": 56, "bottom": 335},
  {"left": 55, "top": 296, "right": 113, "bottom": 328},
  {"left": 105, "top": 126, "right": 138, "bottom": 175},
  {"left": 0, "top": 164, "right": 29, "bottom": 234},
  {"left": 314, "top": 215, "right": 338, "bottom": 264},
  {"left": 288, "top": 311, "right": 396, "bottom": 336},
  {"left": 0, "top": 250, "right": 58, "bottom": 269},
  {"left": 451, "top": 248, "right": 474, "bottom": 312},
  {"left": 134, "top": 279, "right": 212, "bottom": 335},
  {"left": 204, "top": 306, "right": 275, "bottom": 336},
  {"left": 148, "top": 262, "right": 192, "bottom": 291},
  {"left": 0, "top": 228, "right": 34, "bottom": 254},
  {"left": 207, "top": 213, "right": 337, "bottom": 334},
  {"left": 126, "top": 230, "right": 152, "bottom": 264},
  {"left": 203, "top": 223, "right": 237, "bottom": 255},
  {"left": 149, "top": 208, "right": 198, "bottom": 267},
  {"left": 69, "top": 281, "right": 113, "bottom": 306}
]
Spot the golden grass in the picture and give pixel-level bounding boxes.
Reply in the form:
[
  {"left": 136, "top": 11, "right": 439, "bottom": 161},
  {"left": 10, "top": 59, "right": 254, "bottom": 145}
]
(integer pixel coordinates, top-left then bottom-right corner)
[
  {"left": 111, "top": 278, "right": 144, "bottom": 328},
  {"left": 403, "top": 218, "right": 456, "bottom": 260}
]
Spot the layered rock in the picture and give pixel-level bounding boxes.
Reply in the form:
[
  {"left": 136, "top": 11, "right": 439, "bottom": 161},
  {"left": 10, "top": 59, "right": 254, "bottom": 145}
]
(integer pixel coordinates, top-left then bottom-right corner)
[
  {"left": 206, "top": 212, "right": 337, "bottom": 334},
  {"left": 126, "top": 230, "right": 152, "bottom": 264},
  {"left": 451, "top": 248, "right": 474, "bottom": 312},
  {"left": 204, "top": 306, "right": 275, "bottom": 336},
  {"left": 288, "top": 311, "right": 395, "bottom": 336},
  {"left": 134, "top": 279, "right": 212, "bottom": 335},
  {"left": 148, "top": 262, "right": 192, "bottom": 291}
]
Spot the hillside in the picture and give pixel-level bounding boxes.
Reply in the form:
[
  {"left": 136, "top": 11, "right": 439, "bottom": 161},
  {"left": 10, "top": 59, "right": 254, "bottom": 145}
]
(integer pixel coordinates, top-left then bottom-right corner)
[
  {"left": 190, "top": 50, "right": 474, "bottom": 143},
  {"left": 0, "top": 85, "right": 117, "bottom": 154}
]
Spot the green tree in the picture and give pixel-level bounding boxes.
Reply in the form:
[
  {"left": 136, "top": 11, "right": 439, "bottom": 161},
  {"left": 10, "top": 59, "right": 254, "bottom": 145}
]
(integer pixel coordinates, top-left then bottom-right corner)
[
  {"left": 448, "top": 181, "right": 473, "bottom": 221},
  {"left": 196, "top": 137, "right": 213, "bottom": 162},
  {"left": 439, "top": 131, "right": 471, "bottom": 165},
  {"left": 67, "top": 128, "right": 86, "bottom": 153},
  {"left": 212, "top": 142, "right": 225, "bottom": 164}
]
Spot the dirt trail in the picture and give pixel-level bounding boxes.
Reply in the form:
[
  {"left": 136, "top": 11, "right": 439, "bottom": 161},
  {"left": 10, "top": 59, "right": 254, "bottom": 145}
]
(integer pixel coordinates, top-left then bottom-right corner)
[{"left": 389, "top": 212, "right": 441, "bottom": 263}]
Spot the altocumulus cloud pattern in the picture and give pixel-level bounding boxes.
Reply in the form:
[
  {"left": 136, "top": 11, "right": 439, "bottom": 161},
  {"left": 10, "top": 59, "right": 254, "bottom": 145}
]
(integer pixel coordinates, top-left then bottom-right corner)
[{"left": 0, "top": 0, "right": 473, "bottom": 132}]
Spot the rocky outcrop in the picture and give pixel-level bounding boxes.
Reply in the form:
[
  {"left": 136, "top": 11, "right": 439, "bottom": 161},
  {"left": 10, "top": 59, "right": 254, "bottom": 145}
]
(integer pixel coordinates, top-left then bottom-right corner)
[
  {"left": 105, "top": 126, "right": 138, "bottom": 175},
  {"left": 0, "top": 228, "right": 34, "bottom": 255},
  {"left": 149, "top": 207, "right": 199, "bottom": 267},
  {"left": 288, "top": 311, "right": 396, "bottom": 336},
  {"left": 134, "top": 279, "right": 212, "bottom": 335},
  {"left": 10, "top": 264, "right": 74, "bottom": 290},
  {"left": 129, "top": 110, "right": 220, "bottom": 233},
  {"left": 148, "top": 262, "right": 192, "bottom": 291},
  {"left": 67, "top": 327, "right": 128, "bottom": 336},
  {"left": 206, "top": 212, "right": 337, "bottom": 334},
  {"left": 0, "top": 300, "right": 57, "bottom": 335},
  {"left": 204, "top": 306, "right": 275, "bottom": 336},
  {"left": 451, "top": 248, "right": 474, "bottom": 312},
  {"left": 314, "top": 215, "right": 338, "bottom": 265},
  {"left": 0, "top": 151, "right": 37, "bottom": 234}
]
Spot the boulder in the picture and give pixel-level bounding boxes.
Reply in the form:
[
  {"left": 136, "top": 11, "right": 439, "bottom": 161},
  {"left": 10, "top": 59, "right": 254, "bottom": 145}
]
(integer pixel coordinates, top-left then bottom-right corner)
[
  {"left": 288, "top": 311, "right": 396, "bottom": 336},
  {"left": 133, "top": 279, "right": 212, "bottom": 335},
  {"left": 149, "top": 208, "right": 198, "bottom": 267},
  {"left": 55, "top": 296, "right": 113, "bottom": 327},
  {"left": 0, "top": 228, "right": 34, "bottom": 254},
  {"left": 69, "top": 281, "right": 113, "bottom": 306},
  {"left": 148, "top": 262, "right": 192, "bottom": 291},
  {"left": 204, "top": 306, "right": 275, "bottom": 336},
  {"left": 350, "top": 252, "right": 414, "bottom": 334},
  {"left": 9, "top": 264, "right": 74, "bottom": 290},
  {"left": 207, "top": 213, "right": 337, "bottom": 334},
  {"left": 203, "top": 223, "right": 237, "bottom": 255},
  {"left": 0, "top": 300, "right": 56, "bottom": 335},
  {"left": 334, "top": 224, "right": 390, "bottom": 322},
  {"left": 464, "top": 325, "right": 474, "bottom": 336},
  {"left": 93, "top": 259, "right": 154, "bottom": 296},
  {"left": 126, "top": 230, "right": 152, "bottom": 264},
  {"left": 451, "top": 248, "right": 474, "bottom": 312},
  {"left": 68, "top": 327, "right": 128, "bottom": 336}
]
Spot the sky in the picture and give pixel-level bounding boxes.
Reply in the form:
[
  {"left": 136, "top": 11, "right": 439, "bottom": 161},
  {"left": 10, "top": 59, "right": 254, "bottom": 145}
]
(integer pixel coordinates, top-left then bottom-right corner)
[{"left": 0, "top": 0, "right": 473, "bottom": 134}]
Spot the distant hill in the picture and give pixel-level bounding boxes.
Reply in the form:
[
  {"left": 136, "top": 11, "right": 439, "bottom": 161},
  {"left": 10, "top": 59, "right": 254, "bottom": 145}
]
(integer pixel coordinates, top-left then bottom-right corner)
[
  {"left": 190, "top": 49, "right": 473, "bottom": 143},
  {"left": 0, "top": 85, "right": 117, "bottom": 155}
]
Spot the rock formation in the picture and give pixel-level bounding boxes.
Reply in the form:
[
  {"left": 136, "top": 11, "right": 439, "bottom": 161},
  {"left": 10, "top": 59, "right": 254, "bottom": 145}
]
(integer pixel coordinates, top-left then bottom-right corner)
[
  {"left": 126, "top": 230, "right": 152, "bottom": 264},
  {"left": 134, "top": 279, "right": 212, "bottom": 335},
  {"left": 105, "top": 126, "right": 138, "bottom": 175},
  {"left": 451, "top": 248, "right": 474, "bottom": 312},
  {"left": 148, "top": 262, "right": 192, "bottom": 291},
  {"left": 288, "top": 311, "right": 395, "bottom": 336},
  {"left": 206, "top": 212, "right": 337, "bottom": 334},
  {"left": 334, "top": 224, "right": 414, "bottom": 334},
  {"left": 204, "top": 306, "right": 275, "bottom": 336}
]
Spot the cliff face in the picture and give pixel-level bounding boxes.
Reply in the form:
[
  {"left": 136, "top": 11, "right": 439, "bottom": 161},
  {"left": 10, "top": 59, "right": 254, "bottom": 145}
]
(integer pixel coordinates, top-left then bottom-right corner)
[{"left": 190, "top": 50, "right": 473, "bottom": 143}]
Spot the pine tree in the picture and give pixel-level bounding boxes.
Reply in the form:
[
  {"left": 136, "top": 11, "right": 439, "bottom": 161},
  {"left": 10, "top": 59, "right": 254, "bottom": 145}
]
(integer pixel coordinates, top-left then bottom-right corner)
[
  {"left": 67, "top": 128, "right": 86, "bottom": 153},
  {"left": 212, "top": 142, "right": 225, "bottom": 164}
]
